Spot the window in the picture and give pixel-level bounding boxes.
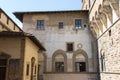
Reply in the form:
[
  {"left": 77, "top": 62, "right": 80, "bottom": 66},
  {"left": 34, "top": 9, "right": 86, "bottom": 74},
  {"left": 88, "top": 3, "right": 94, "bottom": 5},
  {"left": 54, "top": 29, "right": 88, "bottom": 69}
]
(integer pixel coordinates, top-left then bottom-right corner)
[
  {"left": 0, "top": 12, "right": 1, "bottom": 18},
  {"left": 0, "top": 59, "right": 7, "bottom": 66},
  {"left": 37, "top": 20, "right": 44, "bottom": 30},
  {"left": 75, "top": 19, "right": 82, "bottom": 29},
  {"left": 7, "top": 18, "right": 9, "bottom": 24},
  {"left": 14, "top": 24, "right": 16, "bottom": 30},
  {"left": 75, "top": 62, "right": 86, "bottom": 72},
  {"left": 67, "top": 43, "right": 74, "bottom": 52},
  {"left": 34, "top": 65, "right": 36, "bottom": 74},
  {"left": 55, "top": 62, "right": 64, "bottom": 72},
  {"left": 26, "top": 64, "right": 29, "bottom": 76},
  {"left": 58, "top": 22, "right": 63, "bottom": 29},
  {"left": 109, "top": 29, "right": 111, "bottom": 36},
  {"left": 101, "top": 53, "right": 105, "bottom": 71}
]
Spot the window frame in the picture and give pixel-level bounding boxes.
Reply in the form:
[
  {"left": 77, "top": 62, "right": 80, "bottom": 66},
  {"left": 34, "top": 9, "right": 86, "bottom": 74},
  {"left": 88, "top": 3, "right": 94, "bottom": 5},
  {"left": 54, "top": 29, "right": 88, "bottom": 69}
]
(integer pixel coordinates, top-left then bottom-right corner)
[
  {"left": 66, "top": 42, "right": 74, "bottom": 52},
  {"left": 26, "top": 64, "right": 30, "bottom": 76},
  {"left": 37, "top": 20, "right": 45, "bottom": 30},
  {"left": 75, "top": 19, "right": 82, "bottom": 29},
  {"left": 75, "top": 62, "right": 86, "bottom": 72},
  {"left": 58, "top": 22, "right": 64, "bottom": 29},
  {"left": 55, "top": 62, "right": 64, "bottom": 72}
]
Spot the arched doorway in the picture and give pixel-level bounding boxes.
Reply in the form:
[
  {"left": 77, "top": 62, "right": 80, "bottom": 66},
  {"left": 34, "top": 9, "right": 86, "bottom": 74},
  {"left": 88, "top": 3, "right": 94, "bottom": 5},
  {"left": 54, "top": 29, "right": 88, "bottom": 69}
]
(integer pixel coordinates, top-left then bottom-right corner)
[
  {"left": 52, "top": 50, "right": 67, "bottom": 72},
  {"left": 73, "top": 49, "right": 88, "bottom": 72}
]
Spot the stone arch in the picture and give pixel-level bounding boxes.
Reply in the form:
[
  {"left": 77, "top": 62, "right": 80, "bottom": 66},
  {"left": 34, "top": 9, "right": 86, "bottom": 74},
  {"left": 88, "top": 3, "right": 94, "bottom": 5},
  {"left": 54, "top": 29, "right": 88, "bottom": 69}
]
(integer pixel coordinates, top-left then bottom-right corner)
[
  {"left": 109, "top": 0, "right": 119, "bottom": 16},
  {"left": 92, "top": 17, "right": 101, "bottom": 36},
  {"left": 52, "top": 49, "right": 67, "bottom": 72},
  {"left": 38, "top": 52, "right": 47, "bottom": 74},
  {"left": 95, "top": 11, "right": 104, "bottom": 32},
  {"left": 73, "top": 49, "right": 88, "bottom": 72},
  {"left": 98, "top": 5, "right": 108, "bottom": 29},
  {"left": 89, "top": 21, "right": 97, "bottom": 38},
  {"left": 102, "top": 0, "right": 113, "bottom": 23}
]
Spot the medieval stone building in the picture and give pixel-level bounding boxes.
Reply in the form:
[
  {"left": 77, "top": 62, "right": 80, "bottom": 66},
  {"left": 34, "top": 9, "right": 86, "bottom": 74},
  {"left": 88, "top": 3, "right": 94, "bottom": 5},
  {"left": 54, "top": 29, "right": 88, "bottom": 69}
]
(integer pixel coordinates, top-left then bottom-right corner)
[
  {"left": 14, "top": 10, "right": 98, "bottom": 80},
  {"left": 1, "top": 0, "right": 120, "bottom": 80},
  {"left": 82, "top": 0, "right": 120, "bottom": 80}
]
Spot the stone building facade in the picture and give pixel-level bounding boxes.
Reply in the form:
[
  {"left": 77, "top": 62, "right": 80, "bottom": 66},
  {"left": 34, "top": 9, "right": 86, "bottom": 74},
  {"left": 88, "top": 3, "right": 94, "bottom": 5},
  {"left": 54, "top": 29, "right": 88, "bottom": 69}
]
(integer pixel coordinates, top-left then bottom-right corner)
[
  {"left": 82, "top": 0, "right": 120, "bottom": 80},
  {"left": 14, "top": 10, "right": 98, "bottom": 80}
]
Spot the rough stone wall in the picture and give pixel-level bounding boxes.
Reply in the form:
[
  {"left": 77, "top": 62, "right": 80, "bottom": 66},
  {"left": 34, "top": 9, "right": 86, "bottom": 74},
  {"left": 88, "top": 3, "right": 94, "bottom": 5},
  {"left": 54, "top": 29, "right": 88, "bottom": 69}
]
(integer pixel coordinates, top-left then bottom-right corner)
[{"left": 98, "top": 20, "right": 120, "bottom": 80}]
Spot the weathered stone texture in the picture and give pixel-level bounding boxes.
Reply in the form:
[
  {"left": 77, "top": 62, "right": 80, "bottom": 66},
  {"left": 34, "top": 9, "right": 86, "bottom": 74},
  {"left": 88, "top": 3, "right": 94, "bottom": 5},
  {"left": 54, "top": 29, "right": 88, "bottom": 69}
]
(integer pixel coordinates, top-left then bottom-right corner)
[{"left": 98, "top": 20, "right": 120, "bottom": 79}]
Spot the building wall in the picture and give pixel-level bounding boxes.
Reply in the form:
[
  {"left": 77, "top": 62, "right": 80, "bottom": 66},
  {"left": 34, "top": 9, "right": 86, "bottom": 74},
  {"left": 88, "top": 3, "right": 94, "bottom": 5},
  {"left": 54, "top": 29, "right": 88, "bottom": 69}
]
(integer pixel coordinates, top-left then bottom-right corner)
[
  {"left": 22, "top": 11, "right": 97, "bottom": 80},
  {"left": 0, "top": 37, "right": 22, "bottom": 80},
  {"left": 0, "top": 9, "right": 22, "bottom": 32},
  {"left": 44, "top": 73, "right": 97, "bottom": 80},
  {"left": 98, "top": 20, "right": 120, "bottom": 80},
  {"left": 23, "top": 37, "right": 39, "bottom": 80},
  {"left": 0, "top": 37, "right": 21, "bottom": 58},
  {"left": 87, "top": 0, "right": 120, "bottom": 80}
]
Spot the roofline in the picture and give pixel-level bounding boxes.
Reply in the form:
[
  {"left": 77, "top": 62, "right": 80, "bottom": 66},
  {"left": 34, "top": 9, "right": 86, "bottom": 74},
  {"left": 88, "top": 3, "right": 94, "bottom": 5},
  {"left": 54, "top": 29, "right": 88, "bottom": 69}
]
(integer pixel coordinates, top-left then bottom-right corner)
[
  {"left": 0, "top": 8, "right": 22, "bottom": 31},
  {"left": 0, "top": 31, "right": 46, "bottom": 51},
  {"left": 13, "top": 10, "right": 88, "bottom": 22}
]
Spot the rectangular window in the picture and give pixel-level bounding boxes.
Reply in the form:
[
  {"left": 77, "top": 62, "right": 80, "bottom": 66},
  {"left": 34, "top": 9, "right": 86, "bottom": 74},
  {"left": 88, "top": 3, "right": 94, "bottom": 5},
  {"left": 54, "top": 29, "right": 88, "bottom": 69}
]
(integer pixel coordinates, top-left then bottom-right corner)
[
  {"left": 109, "top": 29, "right": 111, "bottom": 36},
  {"left": 7, "top": 18, "right": 9, "bottom": 24},
  {"left": 55, "top": 62, "right": 64, "bottom": 72},
  {"left": 37, "top": 20, "right": 44, "bottom": 30},
  {"left": 14, "top": 24, "right": 16, "bottom": 30},
  {"left": 58, "top": 22, "right": 63, "bottom": 29},
  {"left": 75, "top": 62, "right": 86, "bottom": 72},
  {"left": 75, "top": 19, "right": 82, "bottom": 29},
  {"left": 34, "top": 65, "right": 36, "bottom": 74},
  {"left": 0, "top": 12, "right": 1, "bottom": 18},
  {"left": 0, "top": 59, "right": 7, "bottom": 66},
  {"left": 26, "top": 64, "right": 29, "bottom": 76},
  {"left": 67, "top": 43, "right": 74, "bottom": 52}
]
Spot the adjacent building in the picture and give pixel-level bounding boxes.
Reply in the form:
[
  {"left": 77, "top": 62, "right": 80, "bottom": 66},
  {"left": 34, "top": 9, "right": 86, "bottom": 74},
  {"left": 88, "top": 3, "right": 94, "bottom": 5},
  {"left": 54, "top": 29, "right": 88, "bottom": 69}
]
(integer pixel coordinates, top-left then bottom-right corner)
[
  {"left": 0, "top": 32, "right": 45, "bottom": 80},
  {"left": 0, "top": 8, "right": 46, "bottom": 80},
  {"left": 14, "top": 10, "right": 98, "bottom": 80},
  {"left": 0, "top": 8, "right": 22, "bottom": 32},
  {"left": 82, "top": 0, "right": 120, "bottom": 80}
]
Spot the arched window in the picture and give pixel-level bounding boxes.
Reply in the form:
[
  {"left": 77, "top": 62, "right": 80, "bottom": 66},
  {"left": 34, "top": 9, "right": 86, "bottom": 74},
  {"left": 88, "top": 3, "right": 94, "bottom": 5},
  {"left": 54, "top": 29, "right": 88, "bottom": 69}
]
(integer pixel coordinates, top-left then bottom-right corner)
[
  {"left": 100, "top": 50, "right": 106, "bottom": 72},
  {"left": 75, "top": 54, "right": 86, "bottom": 72},
  {"left": 52, "top": 50, "right": 67, "bottom": 72},
  {"left": 73, "top": 49, "right": 88, "bottom": 72},
  {"left": 31, "top": 57, "right": 35, "bottom": 80}
]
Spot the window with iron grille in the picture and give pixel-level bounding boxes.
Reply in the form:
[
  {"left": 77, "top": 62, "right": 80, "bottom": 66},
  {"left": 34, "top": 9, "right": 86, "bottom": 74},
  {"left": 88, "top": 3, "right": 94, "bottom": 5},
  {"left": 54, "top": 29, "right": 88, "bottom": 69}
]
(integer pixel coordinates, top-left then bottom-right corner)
[
  {"left": 58, "top": 22, "right": 63, "bottom": 29},
  {"left": 66, "top": 43, "right": 74, "bottom": 52},
  {"left": 37, "top": 20, "right": 44, "bottom": 30},
  {"left": 75, "top": 19, "right": 82, "bottom": 29}
]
